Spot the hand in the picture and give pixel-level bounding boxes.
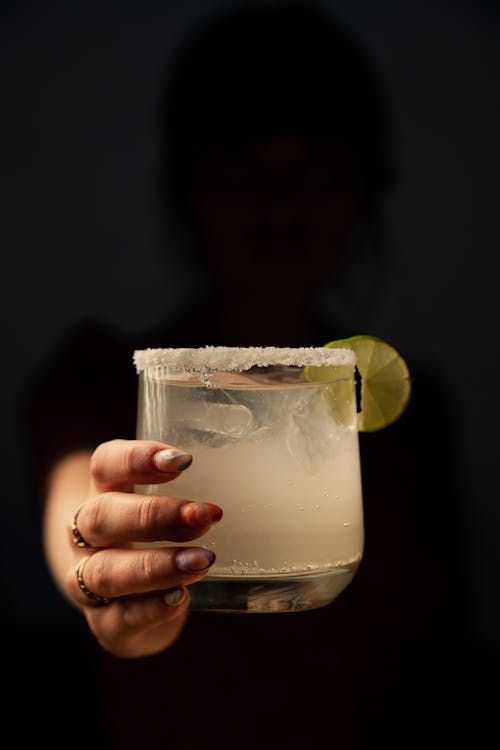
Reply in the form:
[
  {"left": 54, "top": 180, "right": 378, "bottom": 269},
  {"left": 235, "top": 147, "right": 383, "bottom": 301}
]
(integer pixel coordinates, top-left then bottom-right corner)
[{"left": 65, "top": 439, "right": 222, "bottom": 658}]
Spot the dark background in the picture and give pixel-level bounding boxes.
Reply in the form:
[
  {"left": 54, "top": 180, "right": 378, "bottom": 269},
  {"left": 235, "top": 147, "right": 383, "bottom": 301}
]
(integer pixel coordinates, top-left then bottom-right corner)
[{"left": 1, "top": 0, "right": 499, "bottom": 743}]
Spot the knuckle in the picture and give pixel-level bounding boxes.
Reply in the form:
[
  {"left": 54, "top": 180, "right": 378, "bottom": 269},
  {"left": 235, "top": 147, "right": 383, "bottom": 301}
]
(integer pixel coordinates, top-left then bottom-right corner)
[
  {"left": 120, "top": 600, "right": 137, "bottom": 629},
  {"left": 136, "top": 496, "right": 164, "bottom": 534},
  {"left": 122, "top": 441, "right": 154, "bottom": 478},
  {"left": 121, "top": 441, "right": 138, "bottom": 476},
  {"left": 89, "top": 450, "right": 103, "bottom": 484},
  {"left": 121, "top": 597, "right": 161, "bottom": 629},
  {"left": 90, "top": 553, "right": 110, "bottom": 595},
  {"left": 84, "top": 497, "right": 106, "bottom": 540},
  {"left": 139, "top": 549, "right": 164, "bottom": 587},
  {"left": 89, "top": 444, "right": 109, "bottom": 484},
  {"left": 90, "top": 439, "right": 128, "bottom": 483}
]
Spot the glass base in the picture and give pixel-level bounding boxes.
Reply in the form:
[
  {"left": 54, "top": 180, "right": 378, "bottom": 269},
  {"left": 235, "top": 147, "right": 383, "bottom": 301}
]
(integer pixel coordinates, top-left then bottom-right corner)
[{"left": 188, "top": 563, "right": 360, "bottom": 613}]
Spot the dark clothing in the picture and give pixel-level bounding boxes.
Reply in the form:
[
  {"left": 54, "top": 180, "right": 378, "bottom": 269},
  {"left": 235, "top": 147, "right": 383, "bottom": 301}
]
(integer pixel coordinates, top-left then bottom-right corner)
[{"left": 24, "top": 301, "right": 465, "bottom": 749}]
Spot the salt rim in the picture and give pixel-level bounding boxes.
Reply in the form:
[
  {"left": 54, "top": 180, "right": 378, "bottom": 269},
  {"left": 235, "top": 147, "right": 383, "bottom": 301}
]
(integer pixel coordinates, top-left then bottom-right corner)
[{"left": 133, "top": 346, "right": 355, "bottom": 374}]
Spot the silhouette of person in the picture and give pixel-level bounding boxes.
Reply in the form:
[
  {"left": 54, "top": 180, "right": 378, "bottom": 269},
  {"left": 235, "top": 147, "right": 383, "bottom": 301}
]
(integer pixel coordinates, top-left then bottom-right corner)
[{"left": 24, "top": 3, "right": 464, "bottom": 748}]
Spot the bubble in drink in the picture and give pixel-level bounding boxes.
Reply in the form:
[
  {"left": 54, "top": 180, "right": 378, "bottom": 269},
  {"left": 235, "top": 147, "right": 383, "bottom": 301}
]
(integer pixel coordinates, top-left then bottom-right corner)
[{"left": 134, "top": 346, "right": 364, "bottom": 612}]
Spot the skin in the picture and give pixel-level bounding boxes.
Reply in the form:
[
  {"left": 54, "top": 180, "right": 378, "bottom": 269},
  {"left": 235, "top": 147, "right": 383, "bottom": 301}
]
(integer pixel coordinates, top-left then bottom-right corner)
[
  {"left": 45, "top": 440, "right": 222, "bottom": 658},
  {"left": 42, "top": 134, "right": 367, "bottom": 659}
]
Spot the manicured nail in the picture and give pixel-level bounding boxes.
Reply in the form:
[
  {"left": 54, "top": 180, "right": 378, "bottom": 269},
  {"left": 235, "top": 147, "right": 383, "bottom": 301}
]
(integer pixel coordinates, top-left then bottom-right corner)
[
  {"left": 176, "top": 548, "right": 216, "bottom": 573},
  {"left": 181, "top": 502, "right": 224, "bottom": 529},
  {"left": 153, "top": 449, "right": 192, "bottom": 472},
  {"left": 163, "top": 587, "right": 187, "bottom": 607}
]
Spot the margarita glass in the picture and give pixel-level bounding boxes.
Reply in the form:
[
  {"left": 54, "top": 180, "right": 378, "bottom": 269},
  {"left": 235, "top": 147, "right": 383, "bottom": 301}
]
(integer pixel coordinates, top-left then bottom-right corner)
[{"left": 134, "top": 346, "right": 364, "bottom": 613}]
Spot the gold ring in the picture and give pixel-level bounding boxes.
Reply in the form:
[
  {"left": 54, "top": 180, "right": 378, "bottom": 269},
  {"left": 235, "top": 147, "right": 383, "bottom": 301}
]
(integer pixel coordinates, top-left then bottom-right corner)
[
  {"left": 76, "top": 556, "right": 113, "bottom": 605},
  {"left": 71, "top": 505, "right": 93, "bottom": 548}
]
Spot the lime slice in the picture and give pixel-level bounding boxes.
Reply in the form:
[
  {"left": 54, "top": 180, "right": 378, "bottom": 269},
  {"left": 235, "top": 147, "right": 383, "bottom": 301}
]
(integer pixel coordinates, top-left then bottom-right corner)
[{"left": 324, "top": 335, "right": 411, "bottom": 432}]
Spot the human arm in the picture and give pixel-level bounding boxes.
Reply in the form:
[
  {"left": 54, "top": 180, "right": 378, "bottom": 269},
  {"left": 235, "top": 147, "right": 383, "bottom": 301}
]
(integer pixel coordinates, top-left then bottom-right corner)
[{"left": 43, "top": 438, "right": 222, "bottom": 659}]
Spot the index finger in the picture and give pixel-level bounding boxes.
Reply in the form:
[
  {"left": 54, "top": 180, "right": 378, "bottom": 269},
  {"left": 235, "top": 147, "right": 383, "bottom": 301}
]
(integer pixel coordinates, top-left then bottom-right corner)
[{"left": 90, "top": 439, "right": 193, "bottom": 492}]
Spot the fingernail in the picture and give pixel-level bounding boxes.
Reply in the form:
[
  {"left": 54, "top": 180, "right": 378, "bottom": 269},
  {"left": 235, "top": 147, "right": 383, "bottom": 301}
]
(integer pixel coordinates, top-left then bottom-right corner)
[
  {"left": 176, "top": 548, "right": 216, "bottom": 573},
  {"left": 181, "top": 502, "right": 224, "bottom": 529},
  {"left": 206, "top": 503, "right": 223, "bottom": 522},
  {"left": 163, "top": 587, "right": 187, "bottom": 607},
  {"left": 153, "top": 449, "right": 193, "bottom": 472}
]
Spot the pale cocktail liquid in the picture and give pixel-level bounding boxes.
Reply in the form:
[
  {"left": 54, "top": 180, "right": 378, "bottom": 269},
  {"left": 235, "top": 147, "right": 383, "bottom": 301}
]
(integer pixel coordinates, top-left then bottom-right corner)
[{"left": 135, "top": 350, "right": 364, "bottom": 612}]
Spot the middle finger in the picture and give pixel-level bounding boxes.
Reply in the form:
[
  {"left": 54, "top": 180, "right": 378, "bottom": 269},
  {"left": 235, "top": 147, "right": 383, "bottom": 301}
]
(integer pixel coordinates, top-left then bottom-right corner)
[{"left": 76, "top": 493, "right": 223, "bottom": 547}]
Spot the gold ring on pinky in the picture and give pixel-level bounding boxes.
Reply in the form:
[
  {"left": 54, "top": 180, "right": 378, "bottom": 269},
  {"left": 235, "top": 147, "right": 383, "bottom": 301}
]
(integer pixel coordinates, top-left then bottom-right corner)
[
  {"left": 76, "top": 556, "right": 114, "bottom": 605},
  {"left": 71, "top": 504, "right": 94, "bottom": 548}
]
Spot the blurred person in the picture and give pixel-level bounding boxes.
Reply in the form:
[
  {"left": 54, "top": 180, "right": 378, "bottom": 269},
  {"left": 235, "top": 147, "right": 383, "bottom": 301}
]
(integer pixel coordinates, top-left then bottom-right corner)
[{"left": 24, "top": 3, "right": 464, "bottom": 748}]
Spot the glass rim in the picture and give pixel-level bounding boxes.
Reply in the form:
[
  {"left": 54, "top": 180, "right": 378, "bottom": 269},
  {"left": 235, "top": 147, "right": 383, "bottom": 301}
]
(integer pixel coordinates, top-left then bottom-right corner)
[{"left": 133, "top": 345, "right": 355, "bottom": 374}]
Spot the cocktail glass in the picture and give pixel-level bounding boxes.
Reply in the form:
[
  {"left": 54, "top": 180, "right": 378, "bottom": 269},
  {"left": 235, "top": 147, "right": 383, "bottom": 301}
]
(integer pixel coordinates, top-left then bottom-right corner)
[{"left": 134, "top": 346, "right": 364, "bottom": 613}]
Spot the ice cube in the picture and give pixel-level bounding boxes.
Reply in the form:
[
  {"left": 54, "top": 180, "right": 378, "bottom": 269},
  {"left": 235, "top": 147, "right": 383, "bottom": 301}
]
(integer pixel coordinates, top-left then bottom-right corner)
[
  {"left": 167, "top": 401, "right": 254, "bottom": 440},
  {"left": 285, "top": 391, "right": 335, "bottom": 473}
]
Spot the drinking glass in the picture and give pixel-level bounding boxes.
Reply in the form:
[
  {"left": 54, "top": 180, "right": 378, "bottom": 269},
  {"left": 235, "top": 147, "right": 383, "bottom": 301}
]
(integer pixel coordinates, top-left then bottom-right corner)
[{"left": 134, "top": 346, "right": 364, "bottom": 613}]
